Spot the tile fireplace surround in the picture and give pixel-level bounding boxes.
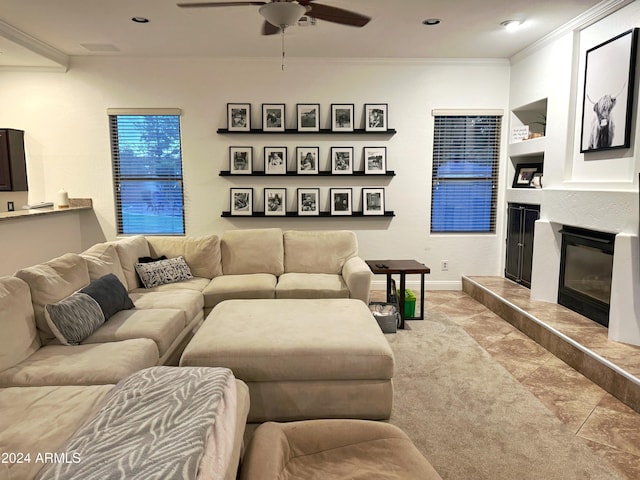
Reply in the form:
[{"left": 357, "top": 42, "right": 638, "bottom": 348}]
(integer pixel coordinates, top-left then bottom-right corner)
[{"left": 463, "top": 276, "right": 640, "bottom": 414}]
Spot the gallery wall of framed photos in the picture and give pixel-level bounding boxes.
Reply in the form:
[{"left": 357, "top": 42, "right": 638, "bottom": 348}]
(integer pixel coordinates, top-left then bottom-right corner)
[{"left": 219, "top": 102, "right": 396, "bottom": 218}]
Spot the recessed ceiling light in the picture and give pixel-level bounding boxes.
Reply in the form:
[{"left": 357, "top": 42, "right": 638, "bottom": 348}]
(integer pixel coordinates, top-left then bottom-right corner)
[
  {"left": 422, "top": 18, "right": 441, "bottom": 26},
  {"left": 132, "top": 17, "right": 149, "bottom": 23},
  {"left": 500, "top": 20, "right": 523, "bottom": 31}
]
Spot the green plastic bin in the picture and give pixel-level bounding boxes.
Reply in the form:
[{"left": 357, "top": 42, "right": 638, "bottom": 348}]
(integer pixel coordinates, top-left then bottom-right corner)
[{"left": 403, "top": 289, "right": 416, "bottom": 318}]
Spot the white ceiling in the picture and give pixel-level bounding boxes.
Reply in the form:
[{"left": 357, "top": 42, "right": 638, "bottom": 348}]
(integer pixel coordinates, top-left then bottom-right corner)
[{"left": 0, "top": 0, "right": 614, "bottom": 70}]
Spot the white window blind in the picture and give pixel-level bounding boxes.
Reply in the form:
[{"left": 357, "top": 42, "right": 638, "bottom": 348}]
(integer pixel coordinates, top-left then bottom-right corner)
[
  {"left": 109, "top": 111, "right": 185, "bottom": 235},
  {"left": 431, "top": 114, "right": 502, "bottom": 233}
]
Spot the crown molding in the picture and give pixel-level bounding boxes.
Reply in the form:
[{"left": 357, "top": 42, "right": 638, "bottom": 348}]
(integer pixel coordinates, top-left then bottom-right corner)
[
  {"left": 510, "top": 0, "right": 634, "bottom": 64},
  {"left": 0, "top": 19, "right": 68, "bottom": 71}
]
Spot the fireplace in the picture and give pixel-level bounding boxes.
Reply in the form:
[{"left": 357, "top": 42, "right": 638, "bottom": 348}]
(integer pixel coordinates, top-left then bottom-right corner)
[{"left": 558, "top": 226, "right": 615, "bottom": 327}]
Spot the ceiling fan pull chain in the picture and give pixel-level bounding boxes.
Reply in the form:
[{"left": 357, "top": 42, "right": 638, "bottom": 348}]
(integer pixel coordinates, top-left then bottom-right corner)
[{"left": 281, "top": 27, "right": 286, "bottom": 71}]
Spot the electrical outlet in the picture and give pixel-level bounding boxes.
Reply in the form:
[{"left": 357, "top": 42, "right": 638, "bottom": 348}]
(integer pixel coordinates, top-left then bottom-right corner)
[
  {"left": 441, "top": 260, "right": 449, "bottom": 271},
  {"left": 7, "top": 201, "right": 14, "bottom": 212}
]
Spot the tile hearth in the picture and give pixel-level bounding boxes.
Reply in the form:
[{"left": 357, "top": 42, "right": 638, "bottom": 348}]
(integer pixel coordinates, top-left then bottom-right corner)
[{"left": 389, "top": 277, "right": 640, "bottom": 479}]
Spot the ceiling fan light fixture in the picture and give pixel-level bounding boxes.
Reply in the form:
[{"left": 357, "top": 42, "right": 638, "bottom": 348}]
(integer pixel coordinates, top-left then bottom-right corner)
[{"left": 259, "top": 2, "right": 307, "bottom": 28}]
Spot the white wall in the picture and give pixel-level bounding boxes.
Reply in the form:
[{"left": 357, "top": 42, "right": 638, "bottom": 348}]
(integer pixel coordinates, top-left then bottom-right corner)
[
  {"left": 0, "top": 57, "right": 510, "bottom": 286},
  {"left": 509, "top": 2, "right": 640, "bottom": 344}
]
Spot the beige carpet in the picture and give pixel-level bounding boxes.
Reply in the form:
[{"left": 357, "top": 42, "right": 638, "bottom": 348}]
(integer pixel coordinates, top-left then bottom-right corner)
[{"left": 385, "top": 313, "right": 621, "bottom": 480}]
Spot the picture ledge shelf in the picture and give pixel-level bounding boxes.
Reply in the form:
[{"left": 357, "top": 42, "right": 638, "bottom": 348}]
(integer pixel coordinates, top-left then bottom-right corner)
[
  {"left": 219, "top": 170, "right": 395, "bottom": 177},
  {"left": 217, "top": 128, "right": 397, "bottom": 135},
  {"left": 222, "top": 211, "right": 395, "bottom": 218}
]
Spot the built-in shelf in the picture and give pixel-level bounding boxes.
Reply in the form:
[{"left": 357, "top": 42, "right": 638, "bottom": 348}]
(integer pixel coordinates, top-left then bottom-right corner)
[
  {"left": 217, "top": 128, "right": 396, "bottom": 135},
  {"left": 220, "top": 170, "right": 395, "bottom": 177},
  {"left": 222, "top": 211, "right": 395, "bottom": 218},
  {"left": 508, "top": 136, "right": 546, "bottom": 158}
]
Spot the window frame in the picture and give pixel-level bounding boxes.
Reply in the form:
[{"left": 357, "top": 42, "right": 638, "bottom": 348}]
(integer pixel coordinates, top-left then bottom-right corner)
[
  {"left": 108, "top": 108, "right": 186, "bottom": 236},
  {"left": 430, "top": 110, "right": 503, "bottom": 234}
]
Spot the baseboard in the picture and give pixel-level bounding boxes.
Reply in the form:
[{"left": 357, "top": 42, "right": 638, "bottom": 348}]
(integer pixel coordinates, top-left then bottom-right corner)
[{"left": 370, "top": 279, "right": 462, "bottom": 292}]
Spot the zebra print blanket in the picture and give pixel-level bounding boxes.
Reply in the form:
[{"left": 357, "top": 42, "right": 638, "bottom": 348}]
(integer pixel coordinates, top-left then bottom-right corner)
[{"left": 36, "top": 366, "right": 236, "bottom": 480}]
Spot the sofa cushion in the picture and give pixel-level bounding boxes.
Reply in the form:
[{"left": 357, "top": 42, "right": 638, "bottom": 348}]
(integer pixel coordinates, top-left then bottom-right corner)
[
  {"left": 128, "top": 289, "right": 204, "bottom": 328},
  {"left": 115, "top": 235, "right": 151, "bottom": 291},
  {"left": 83, "top": 309, "right": 184, "bottom": 357},
  {"left": 0, "top": 385, "right": 114, "bottom": 480},
  {"left": 283, "top": 230, "right": 358, "bottom": 274},
  {"left": 203, "top": 274, "right": 277, "bottom": 309},
  {"left": 0, "top": 338, "right": 159, "bottom": 387},
  {"left": 15, "top": 253, "right": 90, "bottom": 344},
  {"left": 80, "top": 273, "right": 135, "bottom": 319},
  {"left": 135, "top": 256, "right": 194, "bottom": 288},
  {"left": 0, "top": 277, "right": 40, "bottom": 372},
  {"left": 44, "top": 292, "right": 105, "bottom": 346},
  {"left": 81, "top": 242, "right": 127, "bottom": 287},
  {"left": 276, "top": 273, "right": 349, "bottom": 299},
  {"left": 147, "top": 234, "right": 222, "bottom": 279},
  {"left": 221, "top": 228, "right": 284, "bottom": 276}
]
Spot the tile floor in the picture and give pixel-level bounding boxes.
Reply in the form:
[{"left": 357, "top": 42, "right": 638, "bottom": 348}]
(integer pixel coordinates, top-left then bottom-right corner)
[{"left": 374, "top": 281, "right": 640, "bottom": 479}]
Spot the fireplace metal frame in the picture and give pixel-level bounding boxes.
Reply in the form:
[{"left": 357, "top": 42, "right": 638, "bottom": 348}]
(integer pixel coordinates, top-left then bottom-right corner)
[{"left": 558, "top": 226, "right": 615, "bottom": 327}]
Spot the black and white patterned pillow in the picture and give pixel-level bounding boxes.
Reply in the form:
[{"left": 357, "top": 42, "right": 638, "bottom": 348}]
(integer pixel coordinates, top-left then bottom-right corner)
[
  {"left": 45, "top": 293, "right": 105, "bottom": 345},
  {"left": 134, "top": 256, "right": 193, "bottom": 288}
]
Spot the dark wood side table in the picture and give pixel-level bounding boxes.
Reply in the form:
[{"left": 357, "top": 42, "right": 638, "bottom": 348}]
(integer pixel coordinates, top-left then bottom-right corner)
[{"left": 366, "top": 259, "right": 431, "bottom": 329}]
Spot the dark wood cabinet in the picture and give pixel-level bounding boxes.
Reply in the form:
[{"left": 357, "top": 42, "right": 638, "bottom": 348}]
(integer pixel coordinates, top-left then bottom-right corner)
[
  {"left": 505, "top": 203, "right": 540, "bottom": 288},
  {"left": 0, "top": 129, "right": 28, "bottom": 191}
]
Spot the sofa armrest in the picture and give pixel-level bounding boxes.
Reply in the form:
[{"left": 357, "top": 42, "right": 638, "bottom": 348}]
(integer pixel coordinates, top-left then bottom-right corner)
[{"left": 342, "top": 256, "right": 373, "bottom": 304}]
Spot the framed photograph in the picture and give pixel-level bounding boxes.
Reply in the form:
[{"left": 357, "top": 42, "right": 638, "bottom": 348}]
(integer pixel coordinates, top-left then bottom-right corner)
[
  {"left": 227, "top": 103, "right": 251, "bottom": 131},
  {"left": 264, "top": 188, "right": 287, "bottom": 216},
  {"left": 297, "top": 103, "right": 320, "bottom": 132},
  {"left": 296, "top": 146, "right": 319, "bottom": 174},
  {"left": 297, "top": 188, "right": 320, "bottom": 216},
  {"left": 331, "top": 146, "right": 354, "bottom": 174},
  {"left": 331, "top": 104, "right": 354, "bottom": 132},
  {"left": 230, "top": 188, "right": 253, "bottom": 216},
  {"left": 262, "top": 103, "right": 286, "bottom": 132},
  {"left": 362, "top": 188, "right": 385, "bottom": 215},
  {"left": 364, "top": 103, "right": 388, "bottom": 132},
  {"left": 229, "top": 146, "right": 252, "bottom": 174},
  {"left": 330, "top": 188, "right": 352, "bottom": 216},
  {"left": 363, "top": 146, "right": 387, "bottom": 174},
  {"left": 264, "top": 147, "right": 287, "bottom": 175},
  {"left": 580, "top": 28, "right": 638, "bottom": 152},
  {"left": 512, "top": 163, "right": 542, "bottom": 188}
]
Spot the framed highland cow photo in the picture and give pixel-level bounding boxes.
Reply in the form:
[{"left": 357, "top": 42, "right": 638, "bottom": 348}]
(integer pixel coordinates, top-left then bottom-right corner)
[{"left": 580, "top": 28, "right": 638, "bottom": 153}]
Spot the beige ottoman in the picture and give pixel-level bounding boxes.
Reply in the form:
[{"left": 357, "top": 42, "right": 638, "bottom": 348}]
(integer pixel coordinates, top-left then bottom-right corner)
[
  {"left": 180, "top": 298, "right": 394, "bottom": 422},
  {"left": 239, "top": 420, "right": 442, "bottom": 480}
]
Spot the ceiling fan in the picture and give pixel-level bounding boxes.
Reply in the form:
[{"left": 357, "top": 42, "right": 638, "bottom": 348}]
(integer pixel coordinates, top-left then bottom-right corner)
[{"left": 177, "top": 0, "right": 371, "bottom": 35}]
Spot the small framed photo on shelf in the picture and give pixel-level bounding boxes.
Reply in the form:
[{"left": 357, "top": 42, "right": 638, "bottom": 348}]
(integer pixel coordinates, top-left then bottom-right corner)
[
  {"left": 330, "top": 188, "right": 352, "bottom": 216},
  {"left": 230, "top": 188, "right": 253, "bottom": 216},
  {"left": 331, "top": 146, "right": 354, "bottom": 174},
  {"left": 297, "top": 188, "right": 320, "bottom": 216},
  {"left": 364, "top": 103, "right": 388, "bottom": 132},
  {"left": 512, "top": 163, "right": 543, "bottom": 188},
  {"left": 362, "top": 188, "right": 385, "bottom": 215},
  {"left": 331, "top": 104, "right": 354, "bottom": 132},
  {"left": 363, "top": 146, "right": 386, "bottom": 174},
  {"left": 227, "top": 103, "right": 251, "bottom": 131},
  {"left": 262, "top": 103, "right": 286, "bottom": 132},
  {"left": 264, "top": 188, "right": 287, "bottom": 216},
  {"left": 296, "top": 146, "right": 320, "bottom": 174},
  {"left": 297, "top": 103, "right": 320, "bottom": 132},
  {"left": 264, "top": 147, "right": 288, "bottom": 174},
  {"left": 229, "top": 146, "right": 253, "bottom": 174}
]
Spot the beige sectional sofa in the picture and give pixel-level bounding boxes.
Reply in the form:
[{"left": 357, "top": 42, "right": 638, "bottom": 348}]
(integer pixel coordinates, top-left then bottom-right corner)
[
  {"left": 0, "top": 227, "right": 373, "bottom": 479},
  {"left": 0, "top": 228, "right": 371, "bottom": 387}
]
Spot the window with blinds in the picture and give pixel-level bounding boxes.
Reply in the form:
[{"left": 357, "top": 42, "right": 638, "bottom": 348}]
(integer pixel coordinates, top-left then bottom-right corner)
[
  {"left": 431, "top": 114, "right": 502, "bottom": 233},
  {"left": 109, "top": 110, "right": 185, "bottom": 235}
]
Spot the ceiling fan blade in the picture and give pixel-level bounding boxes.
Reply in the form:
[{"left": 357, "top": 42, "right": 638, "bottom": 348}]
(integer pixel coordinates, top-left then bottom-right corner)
[
  {"left": 177, "top": 2, "right": 266, "bottom": 8},
  {"left": 305, "top": 3, "right": 370, "bottom": 27},
  {"left": 262, "top": 20, "right": 281, "bottom": 35}
]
